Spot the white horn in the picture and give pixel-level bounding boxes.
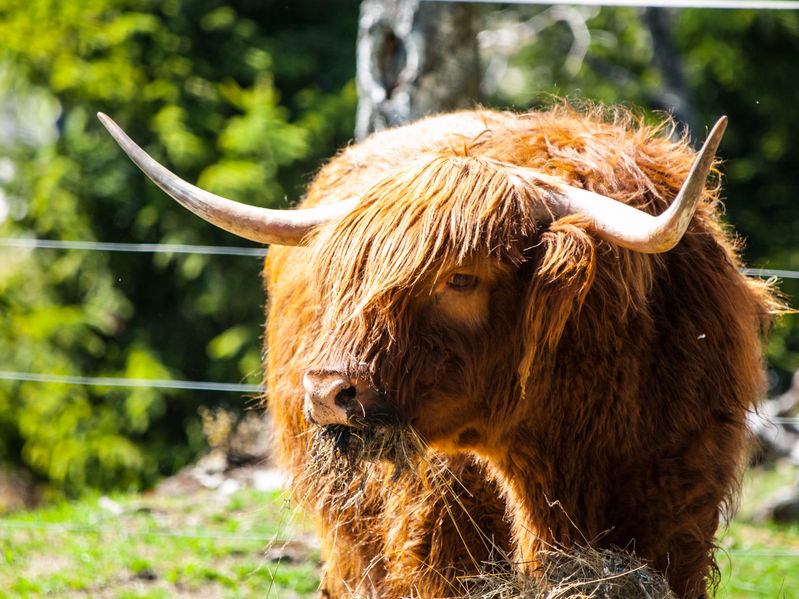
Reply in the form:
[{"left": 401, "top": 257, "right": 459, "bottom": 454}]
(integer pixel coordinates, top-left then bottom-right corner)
[
  {"left": 532, "top": 116, "right": 727, "bottom": 254},
  {"left": 98, "top": 113, "right": 356, "bottom": 246}
]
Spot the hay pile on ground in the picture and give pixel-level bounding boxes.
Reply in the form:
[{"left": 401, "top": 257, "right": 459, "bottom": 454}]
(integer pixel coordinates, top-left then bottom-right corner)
[{"left": 461, "top": 545, "right": 675, "bottom": 599}]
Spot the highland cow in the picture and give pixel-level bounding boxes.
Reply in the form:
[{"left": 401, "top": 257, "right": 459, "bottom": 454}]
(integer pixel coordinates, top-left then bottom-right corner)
[{"left": 100, "top": 105, "right": 778, "bottom": 599}]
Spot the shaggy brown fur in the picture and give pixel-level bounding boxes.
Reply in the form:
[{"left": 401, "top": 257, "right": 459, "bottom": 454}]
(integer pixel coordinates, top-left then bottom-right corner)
[{"left": 263, "top": 105, "right": 779, "bottom": 599}]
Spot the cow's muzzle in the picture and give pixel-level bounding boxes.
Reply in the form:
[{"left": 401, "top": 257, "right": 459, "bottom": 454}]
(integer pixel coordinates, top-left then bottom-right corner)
[{"left": 303, "top": 370, "right": 384, "bottom": 427}]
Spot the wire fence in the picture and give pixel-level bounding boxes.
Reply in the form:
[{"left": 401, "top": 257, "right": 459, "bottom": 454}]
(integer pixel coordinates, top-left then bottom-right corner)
[
  {"left": 3, "top": 236, "right": 799, "bottom": 397},
  {"left": 423, "top": 0, "right": 799, "bottom": 9},
  {"left": 0, "top": 519, "right": 278, "bottom": 543},
  {"left": 2, "top": 0, "right": 799, "bottom": 566},
  {"left": 1, "top": 518, "right": 796, "bottom": 558},
  {"left": 2, "top": 368, "right": 798, "bottom": 425},
  {"left": 0, "top": 370, "right": 262, "bottom": 394},
  {"left": 1, "top": 237, "right": 268, "bottom": 394},
  {"left": 4, "top": 237, "right": 799, "bottom": 276},
  {"left": 0, "top": 237, "right": 269, "bottom": 257}
]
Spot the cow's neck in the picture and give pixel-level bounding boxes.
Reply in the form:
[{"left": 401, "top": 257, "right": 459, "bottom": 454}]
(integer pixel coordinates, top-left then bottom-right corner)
[{"left": 483, "top": 313, "right": 652, "bottom": 569}]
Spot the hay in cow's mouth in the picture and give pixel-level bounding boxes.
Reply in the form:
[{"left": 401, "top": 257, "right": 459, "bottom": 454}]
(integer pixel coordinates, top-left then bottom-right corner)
[{"left": 310, "top": 422, "right": 426, "bottom": 477}]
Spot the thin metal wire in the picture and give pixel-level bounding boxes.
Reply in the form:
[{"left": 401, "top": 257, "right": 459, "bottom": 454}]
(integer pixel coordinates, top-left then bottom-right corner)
[
  {"left": 3, "top": 238, "right": 799, "bottom": 396},
  {"left": 423, "top": 0, "right": 799, "bottom": 9},
  {"left": 0, "top": 520, "right": 797, "bottom": 557},
  {"left": 2, "top": 370, "right": 799, "bottom": 432},
  {"left": 765, "top": 416, "right": 799, "bottom": 425},
  {"left": 726, "top": 549, "right": 799, "bottom": 557},
  {"left": 0, "top": 238, "right": 268, "bottom": 257},
  {"left": 4, "top": 238, "right": 799, "bottom": 278},
  {"left": 742, "top": 268, "right": 799, "bottom": 280},
  {"left": 1, "top": 0, "right": 796, "bottom": 567},
  {"left": 0, "top": 519, "right": 277, "bottom": 542},
  {"left": 0, "top": 371, "right": 262, "bottom": 394}
]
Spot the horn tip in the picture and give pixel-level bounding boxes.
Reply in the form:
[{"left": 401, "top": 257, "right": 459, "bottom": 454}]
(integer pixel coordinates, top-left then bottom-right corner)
[
  {"left": 711, "top": 115, "right": 728, "bottom": 137},
  {"left": 696, "top": 116, "right": 727, "bottom": 160},
  {"left": 97, "top": 112, "right": 115, "bottom": 130}
]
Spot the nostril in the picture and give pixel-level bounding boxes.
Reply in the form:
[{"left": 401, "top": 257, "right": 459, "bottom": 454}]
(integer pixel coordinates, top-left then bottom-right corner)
[
  {"left": 334, "top": 385, "right": 357, "bottom": 409},
  {"left": 303, "top": 370, "right": 372, "bottom": 426}
]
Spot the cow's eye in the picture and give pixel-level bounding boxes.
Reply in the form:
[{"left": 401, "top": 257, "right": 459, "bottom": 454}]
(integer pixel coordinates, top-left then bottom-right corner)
[{"left": 446, "top": 273, "right": 479, "bottom": 291}]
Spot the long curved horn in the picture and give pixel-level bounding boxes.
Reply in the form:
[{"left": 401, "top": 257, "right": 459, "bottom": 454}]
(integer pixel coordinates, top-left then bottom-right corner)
[
  {"left": 98, "top": 113, "right": 356, "bottom": 246},
  {"left": 530, "top": 116, "right": 727, "bottom": 254}
]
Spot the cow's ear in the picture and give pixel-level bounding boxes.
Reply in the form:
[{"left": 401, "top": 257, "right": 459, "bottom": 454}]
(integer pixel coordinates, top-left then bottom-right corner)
[{"left": 518, "top": 217, "right": 596, "bottom": 390}]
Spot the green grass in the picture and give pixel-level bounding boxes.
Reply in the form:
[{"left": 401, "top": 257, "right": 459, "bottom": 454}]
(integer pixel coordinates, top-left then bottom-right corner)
[
  {"left": 0, "top": 465, "right": 797, "bottom": 598},
  {"left": 0, "top": 487, "right": 320, "bottom": 598},
  {"left": 716, "top": 462, "right": 799, "bottom": 598}
]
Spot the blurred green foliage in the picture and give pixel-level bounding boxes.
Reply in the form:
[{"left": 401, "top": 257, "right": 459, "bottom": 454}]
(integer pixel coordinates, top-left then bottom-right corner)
[
  {"left": 0, "top": 0, "right": 358, "bottom": 498},
  {"left": 0, "top": 2, "right": 797, "bottom": 498}
]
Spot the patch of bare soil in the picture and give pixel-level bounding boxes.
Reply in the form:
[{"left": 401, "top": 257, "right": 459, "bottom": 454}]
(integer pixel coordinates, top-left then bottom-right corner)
[{"left": 0, "top": 466, "right": 41, "bottom": 513}]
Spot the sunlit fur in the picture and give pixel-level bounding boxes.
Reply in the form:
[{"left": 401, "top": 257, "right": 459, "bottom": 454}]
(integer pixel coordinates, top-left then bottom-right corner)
[{"left": 263, "top": 104, "right": 780, "bottom": 599}]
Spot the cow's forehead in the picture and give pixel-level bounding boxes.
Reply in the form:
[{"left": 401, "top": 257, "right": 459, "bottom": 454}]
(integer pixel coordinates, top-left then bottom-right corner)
[{"left": 306, "top": 152, "right": 542, "bottom": 309}]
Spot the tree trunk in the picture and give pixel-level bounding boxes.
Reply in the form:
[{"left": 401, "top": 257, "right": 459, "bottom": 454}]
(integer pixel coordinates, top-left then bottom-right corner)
[{"left": 355, "top": 0, "right": 480, "bottom": 140}]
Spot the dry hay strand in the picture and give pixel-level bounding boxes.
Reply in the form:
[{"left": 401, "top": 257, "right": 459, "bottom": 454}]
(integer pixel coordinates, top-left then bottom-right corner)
[
  {"left": 309, "top": 422, "right": 427, "bottom": 479},
  {"left": 460, "top": 544, "right": 675, "bottom": 599}
]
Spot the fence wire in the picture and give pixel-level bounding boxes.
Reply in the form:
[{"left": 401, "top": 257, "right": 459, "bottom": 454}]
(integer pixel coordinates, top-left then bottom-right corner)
[
  {"left": 0, "top": 519, "right": 796, "bottom": 558},
  {"left": 3, "top": 236, "right": 799, "bottom": 394},
  {"left": 424, "top": 0, "right": 799, "bottom": 9},
  {"left": 0, "top": 519, "right": 276, "bottom": 542},
  {"left": 4, "top": 237, "right": 799, "bottom": 278},
  {"left": 1, "top": 0, "right": 797, "bottom": 576},
  {"left": 0, "top": 237, "right": 268, "bottom": 257},
  {"left": 0, "top": 370, "right": 262, "bottom": 394}
]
